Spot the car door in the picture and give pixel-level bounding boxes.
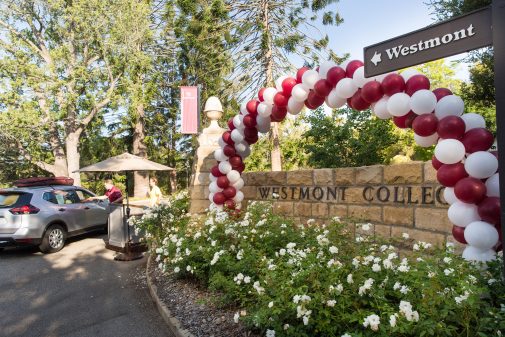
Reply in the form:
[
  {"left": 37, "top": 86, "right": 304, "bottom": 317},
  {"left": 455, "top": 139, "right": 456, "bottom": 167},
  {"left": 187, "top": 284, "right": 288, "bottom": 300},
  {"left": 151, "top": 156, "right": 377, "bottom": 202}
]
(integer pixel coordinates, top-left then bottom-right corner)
[
  {"left": 75, "top": 189, "right": 109, "bottom": 227},
  {"left": 42, "top": 189, "right": 85, "bottom": 233}
]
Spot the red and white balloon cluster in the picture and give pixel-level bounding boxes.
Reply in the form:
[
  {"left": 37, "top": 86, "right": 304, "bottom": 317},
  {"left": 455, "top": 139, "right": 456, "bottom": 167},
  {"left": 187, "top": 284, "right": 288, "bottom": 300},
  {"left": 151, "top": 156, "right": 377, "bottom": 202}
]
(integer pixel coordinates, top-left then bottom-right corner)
[{"left": 208, "top": 59, "right": 501, "bottom": 262}]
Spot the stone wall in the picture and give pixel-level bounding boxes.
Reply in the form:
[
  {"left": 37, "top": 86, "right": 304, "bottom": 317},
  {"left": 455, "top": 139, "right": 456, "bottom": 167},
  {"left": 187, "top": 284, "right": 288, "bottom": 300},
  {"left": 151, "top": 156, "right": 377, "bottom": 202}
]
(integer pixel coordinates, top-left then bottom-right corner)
[{"left": 189, "top": 161, "right": 457, "bottom": 247}]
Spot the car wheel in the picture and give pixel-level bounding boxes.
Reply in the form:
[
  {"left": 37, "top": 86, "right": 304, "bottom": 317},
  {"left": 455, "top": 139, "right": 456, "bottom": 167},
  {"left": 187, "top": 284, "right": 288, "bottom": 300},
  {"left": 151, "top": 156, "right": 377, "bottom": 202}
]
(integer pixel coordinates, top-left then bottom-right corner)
[{"left": 39, "top": 224, "right": 66, "bottom": 253}]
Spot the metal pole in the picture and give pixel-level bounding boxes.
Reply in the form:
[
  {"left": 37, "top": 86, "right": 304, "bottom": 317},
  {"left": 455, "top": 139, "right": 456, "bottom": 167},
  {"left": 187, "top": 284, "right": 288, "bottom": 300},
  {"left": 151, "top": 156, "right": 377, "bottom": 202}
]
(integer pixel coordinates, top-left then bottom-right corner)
[{"left": 492, "top": 0, "right": 505, "bottom": 277}]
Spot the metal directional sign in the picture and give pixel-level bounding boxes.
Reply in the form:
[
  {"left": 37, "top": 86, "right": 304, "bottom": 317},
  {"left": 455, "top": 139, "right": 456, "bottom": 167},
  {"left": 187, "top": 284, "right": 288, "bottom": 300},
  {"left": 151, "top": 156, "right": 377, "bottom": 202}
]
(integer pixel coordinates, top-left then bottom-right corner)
[{"left": 364, "top": 7, "right": 492, "bottom": 77}]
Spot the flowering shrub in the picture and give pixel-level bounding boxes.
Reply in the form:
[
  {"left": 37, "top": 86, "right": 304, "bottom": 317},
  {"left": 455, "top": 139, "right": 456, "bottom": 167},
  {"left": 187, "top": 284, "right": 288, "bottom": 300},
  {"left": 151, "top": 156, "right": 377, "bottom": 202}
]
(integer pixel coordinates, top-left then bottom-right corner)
[{"left": 135, "top": 198, "right": 505, "bottom": 337}]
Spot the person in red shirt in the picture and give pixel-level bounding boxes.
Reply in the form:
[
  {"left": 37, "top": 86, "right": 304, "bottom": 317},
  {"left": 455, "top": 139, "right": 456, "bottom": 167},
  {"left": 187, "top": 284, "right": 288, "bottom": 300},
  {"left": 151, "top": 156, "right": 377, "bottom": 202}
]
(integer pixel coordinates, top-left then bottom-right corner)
[{"left": 89, "top": 179, "right": 123, "bottom": 204}]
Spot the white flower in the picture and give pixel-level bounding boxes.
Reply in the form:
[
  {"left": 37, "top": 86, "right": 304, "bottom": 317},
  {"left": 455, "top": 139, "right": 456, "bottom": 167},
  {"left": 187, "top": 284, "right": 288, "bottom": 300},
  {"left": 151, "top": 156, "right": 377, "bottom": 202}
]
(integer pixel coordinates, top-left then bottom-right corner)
[
  {"left": 266, "top": 329, "right": 275, "bottom": 337},
  {"left": 402, "top": 232, "right": 410, "bottom": 239},
  {"left": 358, "top": 278, "right": 374, "bottom": 296},
  {"left": 428, "top": 271, "right": 436, "bottom": 278},
  {"left": 283, "top": 324, "right": 290, "bottom": 330},
  {"left": 341, "top": 334, "right": 352, "bottom": 337},
  {"left": 327, "top": 300, "right": 336, "bottom": 307},
  {"left": 158, "top": 262, "right": 164, "bottom": 270},
  {"left": 444, "top": 268, "right": 454, "bottom": 276},
  {"left": 186, "top": 265, "right": 192, "bottom": 272},
  {"left": 155, "top": 247, "right": 163, "bottom": 254},
  {"left": 303, "top": 316, "right": 309, "bottom": 325},
  {"left": 329, "top": 246, "right": 339, "bottom": 254},
  {"left": 361, "top": 223, "right": 371, "bottom": 231},
  {"left": 236, "top": 249, "right": 244, "bottom": 260},
  {"left": 174, "top": 266, "right": 180, "bottom": 273},
  {"left": 268, "top": 301, "right": 274, "bottom": 308},
  {"left": 455, "top": 291, "right": 470, "bottom": 304},
  {"left": 393, "top": 282, "right": 401, "bottom": 290},
  {"left": 253, "top": 281, "right": 265, "bottom": 295},
  {"left": 279, "top": 249, "right": 286, "bottom": 256},
  {"left": 293, "top": 295, "right": 301, "bottom": 304},
  {"left": 347, "top": 274, "right": 354, "bottom": 284},
  {"left": 443, "top": 257, "right": 452, "bottom": 264},
  {"left": 400, "top": 285, "right": 410, "bottom": 294},
  {"left": 390, "top": 313, "right": 398, "bottom": 327},
  {"left": 286, "top": 242, "right": 296, "bottom": 249},
  {"left": 244, "top": 276, "right": 251, "bottom": 284},
  {"left": 413, "top": 243, "right": 420, "bottom": 251},
  {"left": 233, "top": 312, "right": 239, "bottom": 323},
  {"left": 372, "top": 263, "right": 381, "bottom": 272},
  {"left": 363, "top": 314, "right": 380, "bottom": 331},
  {"left": 399, "top": 301, "right": 420, "bottom": 322},
  {"left": 488, "top": 278, "right": 497, "bottom": 285}
]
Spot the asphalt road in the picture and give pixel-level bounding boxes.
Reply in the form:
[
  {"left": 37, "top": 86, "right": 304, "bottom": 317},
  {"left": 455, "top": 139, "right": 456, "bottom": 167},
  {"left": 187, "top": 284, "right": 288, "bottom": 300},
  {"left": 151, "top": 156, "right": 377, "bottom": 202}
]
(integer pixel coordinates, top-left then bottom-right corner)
[{"left": 0, "top": 234, "right": 175, "bottom": 337}]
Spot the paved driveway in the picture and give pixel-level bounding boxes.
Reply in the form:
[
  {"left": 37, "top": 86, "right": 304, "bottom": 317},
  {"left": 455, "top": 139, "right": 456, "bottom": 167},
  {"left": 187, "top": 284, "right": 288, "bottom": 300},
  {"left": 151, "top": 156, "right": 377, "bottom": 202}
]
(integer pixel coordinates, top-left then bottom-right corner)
[{"left": 0, "top": 234, "right": 174, "bottom": 337}]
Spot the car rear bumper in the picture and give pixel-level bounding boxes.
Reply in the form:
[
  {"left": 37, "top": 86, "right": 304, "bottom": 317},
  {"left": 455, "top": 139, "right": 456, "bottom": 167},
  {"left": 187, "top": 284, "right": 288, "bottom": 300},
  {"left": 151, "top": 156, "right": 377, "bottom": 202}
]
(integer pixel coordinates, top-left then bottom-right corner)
[{"left": 0, "top": 237, "right": 42, "bottom": 247}]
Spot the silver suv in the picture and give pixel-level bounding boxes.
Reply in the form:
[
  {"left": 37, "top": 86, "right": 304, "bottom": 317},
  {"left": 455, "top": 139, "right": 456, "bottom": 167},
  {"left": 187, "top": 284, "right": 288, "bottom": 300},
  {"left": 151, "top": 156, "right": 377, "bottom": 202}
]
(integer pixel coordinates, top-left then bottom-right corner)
[{"left": 0, "top": 185, "right": 109, "bottom": 253}]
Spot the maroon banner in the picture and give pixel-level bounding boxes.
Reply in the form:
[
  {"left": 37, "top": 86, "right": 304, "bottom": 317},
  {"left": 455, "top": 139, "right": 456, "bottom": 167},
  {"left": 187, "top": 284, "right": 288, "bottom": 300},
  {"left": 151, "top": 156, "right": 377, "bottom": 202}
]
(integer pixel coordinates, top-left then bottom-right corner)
[{"left": 180, "top": 86, "right": 199, "bottom": 134}]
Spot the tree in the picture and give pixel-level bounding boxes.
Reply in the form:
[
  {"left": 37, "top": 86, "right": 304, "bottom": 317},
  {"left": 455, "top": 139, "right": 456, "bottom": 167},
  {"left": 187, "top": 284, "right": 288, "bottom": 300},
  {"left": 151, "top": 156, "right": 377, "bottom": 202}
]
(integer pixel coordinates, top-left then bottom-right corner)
[
  {"left": 227, "top": 0, "right": 344, "bottom": 171},
  {"left": 0, "top": 0, "right": 151, "bottom": 185}
]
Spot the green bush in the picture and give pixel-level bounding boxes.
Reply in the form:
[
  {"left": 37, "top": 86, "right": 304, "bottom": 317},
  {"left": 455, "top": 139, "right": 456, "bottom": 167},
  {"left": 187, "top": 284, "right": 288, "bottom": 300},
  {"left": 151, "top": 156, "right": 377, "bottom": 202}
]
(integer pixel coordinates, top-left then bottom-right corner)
[{"left": 135, "top": 197, "right": 505, "bottom": 337}]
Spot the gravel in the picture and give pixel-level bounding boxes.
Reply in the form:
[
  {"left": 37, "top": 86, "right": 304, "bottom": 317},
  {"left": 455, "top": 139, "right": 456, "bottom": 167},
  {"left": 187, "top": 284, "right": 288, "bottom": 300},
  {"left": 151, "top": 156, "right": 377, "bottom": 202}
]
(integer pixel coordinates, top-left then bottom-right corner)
[{"left": 148, "top": 259, "right": 261, "bottom": 337}]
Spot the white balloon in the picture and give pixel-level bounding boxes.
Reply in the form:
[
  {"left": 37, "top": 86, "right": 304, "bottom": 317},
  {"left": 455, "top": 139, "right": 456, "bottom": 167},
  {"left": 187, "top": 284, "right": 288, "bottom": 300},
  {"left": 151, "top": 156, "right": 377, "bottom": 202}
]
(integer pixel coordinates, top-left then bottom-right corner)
[
  {"left": 464, "top": 221, "right": 499, "bottom": 250},
  {"left": 291, "top": 83, "right": 310, "bottom": 102},
  {"left": 434, "top": 139, "right": 466, "bottom": 164},
  {"left": 352, "top": 66, "right": 369, "bottom": 88},
  {"left": 461, "top": 113, "right": 486, "bottom": 132},
  {"left": 257, "top": 102, "right": 272, "bottom": 117},
  {"left": 318, "top": 61, "right": 336, "bottom": 79},
  {"left": 414, "top": 133, "right": 439, "bottom": 147},
  {"left": 448, "top": 201, "right": 480, "bottom": 227},
  {"left": 462, "top": 246, "right": 496, "bottom": 262},
  {"left": 256, "top": 116, "right": 271, "bottom": 133},
  {"left": 209, "top": 181, "right": 223, "bottom": 193},
  {"left": 233, "top": 114, "right": 244, "bottom": 129},
  {"left": 485, "top": 173, "right": 499, "bottom": 197},
  {"left": 372, "top": 97, "right": 392, "bottom": 119},
  {"left": 218, "top": 161, "right": 232, "bottom": 175},
  {"left": 214, "top": 149, "right": 228, "bottom": 162},
  {"left": 400, "top": 68, "right": 420, "bottom": 82},
  {"left": 233, "top": 191, "right": 245, "bottom": 203},
  {"left": 465, "top": 151, "right": 498, "bottom": 179},
  {"left": 240, "top": 102, "right": 248, "bottom": 115},
  {"left": 231, "top": 129, "right": 245, "bottom": 143},
  {"left": 410, "top": 89, "right": 437, "bottom": 115},
  {"left": 387, "top": 93, "right": 411, "bottom": 117},
  {"left": 208, "top": 192, "right": 215, "bottom": 203},
  {"left": 335, "top": 78, "right": 358, "bottom": 99},
  {"left": 238, "top": 146, "right": 251, "bottom": 158},
  {"left": 301, "top": 70, "right": 320, "bottom": 89},
  {"left": 232, "top": 178, "right": 244, "bottom": 189},
  {"left": 326, "top": 90, "right": 347, "bottom": 109},
  {"left": 443, "top": 187, "right": 459, "bottom": 205},
  {"left": 287, "top": 97, "right": 305, "bottom": 115},
  {"left": 275, "top": 75, "right": 288, "bottom": 92},
  {"left": 209, "top": 173, "right": 217, "bottom": 182},
  {"left": 227, "top": 170, "right": 241, "bottom": 183},
  {"left": 434, "top": 95, "right": 464, "bottom": 119},
  {"left": 218, "top": 137, "right": 226, "bottom": 148},
  {"left": 263, "top": 87, "right": 277, "bottom": 104},
  {"left": 234, "top": 141, "right": 247, "bottom": 153}
]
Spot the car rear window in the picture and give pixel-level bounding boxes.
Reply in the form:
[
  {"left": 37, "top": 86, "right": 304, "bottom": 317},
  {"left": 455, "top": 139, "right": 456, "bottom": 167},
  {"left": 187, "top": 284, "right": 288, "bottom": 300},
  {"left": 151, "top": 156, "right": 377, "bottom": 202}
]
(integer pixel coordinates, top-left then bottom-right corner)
[{"left": 0, "top": 192, "right": 29, "bottom": 208}]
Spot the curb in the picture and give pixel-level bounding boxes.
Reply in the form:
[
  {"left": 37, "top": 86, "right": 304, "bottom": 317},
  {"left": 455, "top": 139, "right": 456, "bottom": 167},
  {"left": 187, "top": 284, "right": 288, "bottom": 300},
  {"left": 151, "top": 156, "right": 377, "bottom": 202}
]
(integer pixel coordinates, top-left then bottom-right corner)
[{"left": 146, "top": 254, "right": 196, "bottom": 337}]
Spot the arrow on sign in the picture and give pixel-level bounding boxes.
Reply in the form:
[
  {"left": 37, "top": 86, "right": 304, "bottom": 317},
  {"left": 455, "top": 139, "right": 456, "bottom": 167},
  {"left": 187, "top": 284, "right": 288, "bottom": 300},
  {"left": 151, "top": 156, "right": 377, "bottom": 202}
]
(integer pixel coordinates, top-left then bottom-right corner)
[{"left": 370, "top": 51, "right": 382, "bottom": 66}]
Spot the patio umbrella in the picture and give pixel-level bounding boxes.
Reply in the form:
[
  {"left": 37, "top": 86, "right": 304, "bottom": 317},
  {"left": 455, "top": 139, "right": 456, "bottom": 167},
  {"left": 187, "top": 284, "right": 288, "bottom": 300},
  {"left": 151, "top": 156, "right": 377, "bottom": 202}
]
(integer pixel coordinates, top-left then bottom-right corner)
[{"left": 77, "top": 152, "right": 174, "bottom": 216}]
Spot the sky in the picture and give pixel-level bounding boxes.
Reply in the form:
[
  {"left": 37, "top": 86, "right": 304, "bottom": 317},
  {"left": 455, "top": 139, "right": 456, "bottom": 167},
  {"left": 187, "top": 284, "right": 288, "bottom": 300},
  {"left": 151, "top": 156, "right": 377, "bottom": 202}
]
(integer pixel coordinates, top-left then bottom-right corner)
[{"left": 307, "top": 0, "right": 470, "bottom": 81}]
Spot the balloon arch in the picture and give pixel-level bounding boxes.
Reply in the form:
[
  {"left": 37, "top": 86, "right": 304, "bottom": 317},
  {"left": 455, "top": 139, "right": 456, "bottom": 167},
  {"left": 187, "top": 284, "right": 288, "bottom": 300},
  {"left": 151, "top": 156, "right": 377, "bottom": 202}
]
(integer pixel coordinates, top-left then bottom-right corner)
[{"left": 207, "top": 59, "right": 501, "bottom": 262}]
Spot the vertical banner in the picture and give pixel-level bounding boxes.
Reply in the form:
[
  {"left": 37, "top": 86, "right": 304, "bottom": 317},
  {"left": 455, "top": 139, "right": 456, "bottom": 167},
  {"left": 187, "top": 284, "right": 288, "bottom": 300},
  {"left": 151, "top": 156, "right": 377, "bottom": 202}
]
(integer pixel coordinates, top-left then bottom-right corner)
[{"left": 180, "top": 86, "right": 200, "bottom": 134}]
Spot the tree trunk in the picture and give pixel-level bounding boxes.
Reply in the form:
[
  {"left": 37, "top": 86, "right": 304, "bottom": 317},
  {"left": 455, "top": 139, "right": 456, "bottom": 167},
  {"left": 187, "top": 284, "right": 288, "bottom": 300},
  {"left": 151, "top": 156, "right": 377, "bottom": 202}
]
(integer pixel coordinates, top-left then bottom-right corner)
[
  {"left": 133, "top": 102, "right": 149, "bottom": 198},
  {"left": 261, "top": 0, "right": 282, "bottom": 171},
  {"left": 65, "top": 133, "right": 81, "bottom": 186}
]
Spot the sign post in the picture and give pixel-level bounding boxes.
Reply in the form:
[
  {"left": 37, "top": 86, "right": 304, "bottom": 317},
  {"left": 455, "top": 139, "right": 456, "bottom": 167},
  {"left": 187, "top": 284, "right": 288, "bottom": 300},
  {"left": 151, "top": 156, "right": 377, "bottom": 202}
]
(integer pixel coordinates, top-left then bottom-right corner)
[{"left": 364, "top": 1, "right": 505, "bottom": 275}]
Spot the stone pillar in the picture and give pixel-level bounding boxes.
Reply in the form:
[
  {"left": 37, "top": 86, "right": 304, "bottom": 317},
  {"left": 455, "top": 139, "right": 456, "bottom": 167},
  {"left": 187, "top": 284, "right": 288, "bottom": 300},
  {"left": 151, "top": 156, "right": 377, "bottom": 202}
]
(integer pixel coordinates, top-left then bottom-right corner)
[{"left": 188, "top": 96, "right": 226, "bottom": 214}]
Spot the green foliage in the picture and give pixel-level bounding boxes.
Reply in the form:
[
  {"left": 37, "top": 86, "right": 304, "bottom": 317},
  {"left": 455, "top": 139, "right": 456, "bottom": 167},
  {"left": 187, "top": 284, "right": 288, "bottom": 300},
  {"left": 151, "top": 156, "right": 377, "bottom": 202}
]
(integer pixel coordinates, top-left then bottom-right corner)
[
  {"left": 302, "top": 107, "right": 400, "bottom": 168},
  {"left": 135, "top": 200, "right": 505, "bottom": 337}
]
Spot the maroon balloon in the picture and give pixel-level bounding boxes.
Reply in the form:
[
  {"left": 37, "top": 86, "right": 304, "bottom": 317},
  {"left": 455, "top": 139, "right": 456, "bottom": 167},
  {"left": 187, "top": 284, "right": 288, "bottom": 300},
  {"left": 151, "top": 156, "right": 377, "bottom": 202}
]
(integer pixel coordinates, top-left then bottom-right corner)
[
  {"left": 296, "top": 67, "right": 309, "bottom": 83},
  {"left": 211, "top": 165, "right": 224, "bottom": 177},
  {"left": 243, "top": 114, "right": 257, "bottom": 128},
  {"left": 381, "top": 74, "right": 406, "bottom": 96},
  {"left": 313, "top": 79, "right": 333, "bottom": 97},
  {"left": 306, "top": 91, "right": 325, "bottom": 108},
  {"left": 478, "top": 197, "right": 501, "bottom": 225},
  {"left": 236, "top": 162, "right": 246, "bottom": 173},
  {"left": 412, "top": 113, "right": 438, "bottom": 136},
  {"left": 223, "top": 145, "right": 236, "bottom": 157},
  {"left": 454, "top": 177, "right": 487, "bottom": 204},
  {"left": 222, "top": 131, "right": 234, "bottom": 146},
  {"left": 405, "top": 113, "right": 417, "bottom": 129},
  {"left": 405, "top": 74, "right": 430, "bottom": 96},
  {"left": 452, "top": 225, "right": 467, "bottom": 244},
  {"left": 227, "top": 117, "right": 235, "bottom": 131},
  {"left": 350, "top": 89, "right": 371, "bottom": 111},
  {"left": 229, "top": 155, "right": 243, "bottom": 168},
  {"left": 258, "top": 88, "right": 266, "bottom": 102},
  {"left": 462, "top": 128, "right": 494, "bottom": 153},
  {"left": 437, "top": 163, "right": 469, "bottom": 187},
  {"left": 271, "top": 105, "right": 288, "bottom": 122},
  {"left": 361, "top": 81, "right": 384, "bottom": 104},
  {"left": 273, "top": 92, "right": 289, "bottom": 107},
  {"left": 432, "top": 155, "right": 443, "bottom": 170},
  {"left": 437, "top": 116, "right": 465, "bottom": 139},
  {"left": 224, "top": 199, "right": 236, "bottom": 210},
  {"left": 245, "top": 134, "right": 259, "bottom": 144},
  {"left": 346, "top": 60, "right": 364, "bottom": 78},
  {"left": 213, "top": 192, "right": 226, "bottom": 205},
  {"left": 282, "top": 77, "right": 297, "bottom": 96},
  {"left": 216, "top": 176, "right": 230, "bottom": 189},
  {"left": 246, "top": 100, "right": 260, "bottom": 115},
  {"left": 223, "top": 186, "right": 237, "bottom": 199},
  {"left": 326, "top": 66, "right": 346, "bottom": 87},
  {"left": 393, "top": 111, "right": 416, "bottom": 129},
  {"left": 243, "top": 127, "right": 258, "bottom": 139},
  {"left": 432, "top": 87, "right": 453, "bottom": 101}
]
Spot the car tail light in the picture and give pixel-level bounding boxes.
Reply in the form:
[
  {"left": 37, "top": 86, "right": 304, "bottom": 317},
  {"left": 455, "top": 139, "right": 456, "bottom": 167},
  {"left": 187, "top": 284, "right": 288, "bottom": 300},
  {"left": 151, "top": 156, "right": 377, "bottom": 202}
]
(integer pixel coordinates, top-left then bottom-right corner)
[{"left": 9, "top": 204, "right": 40, "bottom": 215}]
